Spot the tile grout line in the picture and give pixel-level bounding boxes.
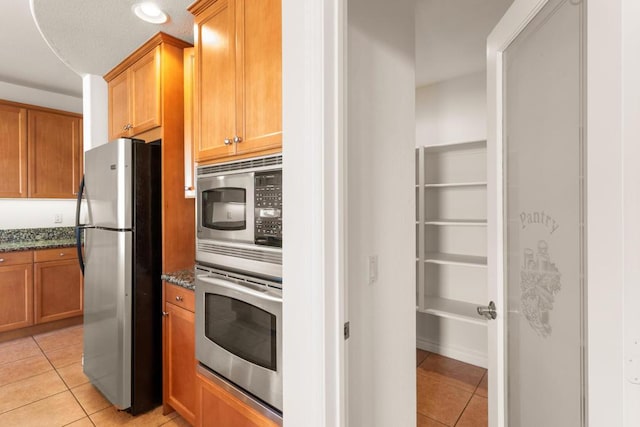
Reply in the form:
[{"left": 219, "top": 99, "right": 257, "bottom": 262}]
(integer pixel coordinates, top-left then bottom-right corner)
[
  {"left": 0, "top": 389, "right": 70, "bottom": 418},
  {"left": 0, "top": 356, "right": 56, "bottom": 389},
  {"left": 452, "top": 391, "right": 475, "bottom": 427}
]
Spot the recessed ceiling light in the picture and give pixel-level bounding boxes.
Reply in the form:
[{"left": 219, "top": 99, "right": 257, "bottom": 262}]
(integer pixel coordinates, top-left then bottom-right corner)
[{"left": 132, "top": 2, "right": 168, "bottom": 24}]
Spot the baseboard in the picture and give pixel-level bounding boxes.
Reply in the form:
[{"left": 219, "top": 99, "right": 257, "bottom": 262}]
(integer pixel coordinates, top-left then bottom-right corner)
[{"left": 417, "top": 336, "right": 488, "bottom": 369}]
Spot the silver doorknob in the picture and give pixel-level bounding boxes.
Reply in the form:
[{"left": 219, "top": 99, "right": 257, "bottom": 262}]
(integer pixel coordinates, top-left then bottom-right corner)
[
  {"left": 233, "top": 136, "right": 243, "bottom": 143},
  {"left": 224, "top": 138, "right": 233, "bottom": 146},
  {"left": 477, "top": 301, "right": 497, "bottom": 320}
]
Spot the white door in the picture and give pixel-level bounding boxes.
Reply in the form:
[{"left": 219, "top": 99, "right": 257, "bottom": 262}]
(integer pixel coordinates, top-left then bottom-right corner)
[{"left": 487, "top": 0, "right": 586, "bottom": 426}]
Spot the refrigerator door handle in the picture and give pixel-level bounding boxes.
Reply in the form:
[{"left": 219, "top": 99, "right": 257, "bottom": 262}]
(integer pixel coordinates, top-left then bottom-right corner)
[{"left": 75, "top": 175, "right": 87, "bottom": 275}]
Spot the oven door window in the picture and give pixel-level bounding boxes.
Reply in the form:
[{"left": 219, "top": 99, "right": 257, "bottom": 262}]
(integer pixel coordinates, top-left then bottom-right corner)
[
  {"left": 204, "top": 293, "right": 277, "bottom": 371},
  {"left": 202, "top": 188, "right": 246, "bottom": 231}
]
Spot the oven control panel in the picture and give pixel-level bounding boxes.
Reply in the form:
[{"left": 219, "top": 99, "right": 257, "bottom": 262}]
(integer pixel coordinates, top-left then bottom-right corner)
[{"left": 254, "top": 170, "right": 282, "bottom": 247}]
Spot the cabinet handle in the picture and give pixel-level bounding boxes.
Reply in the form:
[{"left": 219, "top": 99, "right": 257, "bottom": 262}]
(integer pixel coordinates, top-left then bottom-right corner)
[
  {"left": 162, "top": 311, "right": 169, "bottom": 317},
  {"left": 224, "top": 138, "right": 233, "bottom": 146},
  {"left": 0, "top": 258, "right": 4, "bottom": 262},
  {"left": 175, "top": 296, "right": 184, "bottom": 302},
  {"left": 234, "top": 136, "right": 243, "bottom": 143},
  {"left": 59, "top": 253, "right": 65, "bottom": 257}
]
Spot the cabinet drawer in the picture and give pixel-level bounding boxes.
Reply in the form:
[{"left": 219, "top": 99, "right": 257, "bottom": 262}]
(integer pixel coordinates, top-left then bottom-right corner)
[
  {"left": 34, "top": 247, "right": 77, "bottom": 263},
  {"left": 165, "top": 282, "right": 195, "bottom": 312},
  {"left": 0, "top": 250, "right": 33, "bottom": 266}
]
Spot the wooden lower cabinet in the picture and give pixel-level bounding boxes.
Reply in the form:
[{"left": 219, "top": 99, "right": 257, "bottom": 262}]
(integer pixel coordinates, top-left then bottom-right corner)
[
  {"left": 34, "top": 258, "right": 83, "bottom": 324},
  {"left": 196, "top": 367, "right": 281, "bottom": 427},
  {"left": 163, "top": 283, "right": 197, "bottom": 425},
  {"left": 0, "top": 263, "right": 33, "bottom": 333},
  {"left": 0, "top": 248, "right": 83, "bottom": 334}
]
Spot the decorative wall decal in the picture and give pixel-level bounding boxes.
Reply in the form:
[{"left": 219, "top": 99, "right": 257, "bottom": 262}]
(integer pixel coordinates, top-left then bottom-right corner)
[{"left": 520, "top": 240, "right": 562, "bottom": 337}]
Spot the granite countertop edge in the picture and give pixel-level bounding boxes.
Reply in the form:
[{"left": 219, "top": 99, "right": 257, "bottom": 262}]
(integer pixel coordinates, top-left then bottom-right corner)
[
  {"left": 0, "top": 239, "right": 77, "bottom": 253},
  {"left": 162, "top": 269, "right": 195, "bottom": 291}
]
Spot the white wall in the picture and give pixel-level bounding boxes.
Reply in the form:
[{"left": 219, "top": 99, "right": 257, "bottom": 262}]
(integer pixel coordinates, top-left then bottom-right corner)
[
  {"left": 82, "top": 74, "right": 108, "bottom": 151},
  {"left": 347, "top": 0, "right": 416, "bottom": 426},
  {"left": 0, "top": 199, "right": 78, "bottom": 229},
  {"left": 0, "top": 81, "right": 83, "bottom": 230},
  {"left": 415, "top": 71, "right": 487, "bottom": 147},
  {"left": 0, "top": 80, "right": 82, "bottom": 113}
]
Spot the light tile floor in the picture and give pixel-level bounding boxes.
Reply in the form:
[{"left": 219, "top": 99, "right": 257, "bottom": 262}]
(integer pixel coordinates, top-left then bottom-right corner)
[
  {"left": 1, "top": 326, "right": 486, "bottom": 426},
  {"left": 417, "top": 348, "right": 488, "bottom": 427},
  {"left": 0, "top": 325, "right": 188, "bottom": 427}
]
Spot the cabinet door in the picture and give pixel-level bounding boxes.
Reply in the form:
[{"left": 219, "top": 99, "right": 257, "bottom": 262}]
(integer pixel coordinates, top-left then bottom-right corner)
[
  {"left": 34, "top": 259, "right": 83, "bottom": 324},
  {"left": 0, "top": 104, "right": 27, "bottom": 197},
  {"left": 236, "top": 0, "right": 282, "bottom": 155},
  {"left": 28, "top": 110, "right": 82, "bottom": 198},
  {"left": 196, "top": 371, "right": 280, "bottom": 427},
  {"left": 0, "top": 263, "right": 33, "bottom": 332},
  {"left": 164, "top": 300, "right": 196, "bottom": 425},
  {"left": 194, "top": 0, "right": 237, "bottom": 162},
  {"left": 0, "top": 103, "right": 28, "bottom": 198},
  {"left": 131, "top": 47, "right": 162, "bottom": 136},
  {"left": 109, "top": 71, "right": 131, "bottom": 140}
]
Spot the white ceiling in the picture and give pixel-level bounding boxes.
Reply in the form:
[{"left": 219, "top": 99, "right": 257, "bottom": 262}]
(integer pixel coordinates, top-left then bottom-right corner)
[
  {"left": 0, "top": 0, "right": 194, "bottom": 99},
  {"left": 0, "top": 0, "right": 82, "bottom": 97},
  {"left": 31, "top": 0, "right": 194, "bottom": 76},
  {"left": 415, "top": 0, "right": 514, "bottom": 87}
]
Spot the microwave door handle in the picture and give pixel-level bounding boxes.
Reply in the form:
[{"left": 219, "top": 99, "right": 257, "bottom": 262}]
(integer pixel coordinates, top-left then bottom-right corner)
[{"left": 198, "top": 276, "right": 282, "bottom": 303}]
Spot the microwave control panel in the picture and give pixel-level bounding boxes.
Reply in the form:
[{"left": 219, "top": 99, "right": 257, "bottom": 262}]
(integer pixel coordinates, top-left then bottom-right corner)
[{"left": 254, "top": 170, "right": 282, "bottom": 247}]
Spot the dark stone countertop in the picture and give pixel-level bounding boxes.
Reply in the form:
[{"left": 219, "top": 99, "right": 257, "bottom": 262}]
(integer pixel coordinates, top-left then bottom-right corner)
[
  {"left": 0, "top": 227, "right": 77, "bottom": 253},
  {"left": 162, "top": 268, "right": 195, "bottom": 291}
]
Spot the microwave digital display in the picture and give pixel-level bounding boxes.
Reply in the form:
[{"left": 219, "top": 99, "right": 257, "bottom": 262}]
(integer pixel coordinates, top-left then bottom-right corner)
[{"left": 202, "top": 188, "right": 246, "bottom": 231}]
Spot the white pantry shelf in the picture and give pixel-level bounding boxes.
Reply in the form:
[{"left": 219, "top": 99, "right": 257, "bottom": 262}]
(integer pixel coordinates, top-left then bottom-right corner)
[
  {"left": 423, "top": 252, "right": 487, "bottom": 268},
  {"left": 424, "top": 181, "right": 487, "bottom": 188},
  {"left": 424, "top": 219, "right": 487, "bottom": 226},
  {"left": 418, "top": 297, "right": 487, "bottom": 326}
]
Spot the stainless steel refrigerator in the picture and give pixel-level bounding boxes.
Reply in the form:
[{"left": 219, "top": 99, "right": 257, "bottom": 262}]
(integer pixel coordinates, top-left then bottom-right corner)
[{"left": 75, "top": 138, "right": 162, "bottom": 415}]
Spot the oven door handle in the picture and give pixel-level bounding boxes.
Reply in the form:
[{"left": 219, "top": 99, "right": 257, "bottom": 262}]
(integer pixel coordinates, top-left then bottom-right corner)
[{"left": 198, "top": 275, "right": 282, "bottom": 303}]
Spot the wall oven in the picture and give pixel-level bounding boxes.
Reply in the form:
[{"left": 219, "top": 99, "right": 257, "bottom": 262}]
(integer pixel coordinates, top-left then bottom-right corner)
[
  {"left": 196, "top": 155, "right": 282, "bottom": 279},
  {"left": 195, "top": 264, "right": 282, "bottom": 412}
]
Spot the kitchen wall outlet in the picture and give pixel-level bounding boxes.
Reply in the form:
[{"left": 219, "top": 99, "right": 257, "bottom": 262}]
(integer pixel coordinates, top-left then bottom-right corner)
[
  {"left": 54, "top": 213, "right": 63, "bottom": 223},
  {"left": 368, "top": 255, "right": 378, "bottom": 284}
]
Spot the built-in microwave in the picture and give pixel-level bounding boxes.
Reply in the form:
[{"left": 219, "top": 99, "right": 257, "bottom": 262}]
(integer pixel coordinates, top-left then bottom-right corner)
[
  {"left": 196, "top": 155, "right": 282, "bottom": 279},
  {"left": 195, "top": 264, "right": 282, "bottom": 412}
]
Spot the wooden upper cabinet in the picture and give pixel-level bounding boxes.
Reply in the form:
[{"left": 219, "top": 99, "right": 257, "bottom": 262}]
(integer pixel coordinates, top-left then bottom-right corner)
[
  {"left": 108, "top": 71, "right": 131, "bottom": 139},
  {"left": 238, "top": 0, "right": 282, "bottom": 155},
  {"left": 28, "top": 110, "right": 82, "bottom": 198},
  {"left": 0, "top": 102, "right": 27, "bottom": 198},
  {"left": 131, "top": 48, "right": 162, "bottom": 135},
  {"left": 106, "top": 45, "right": 163, "bottom": 140},
  {"left": 190, "top": 0, "right": 282, "bottom": 164},
  {"left": 192, "top": 0, "right": 237, "bottom": 161}
]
